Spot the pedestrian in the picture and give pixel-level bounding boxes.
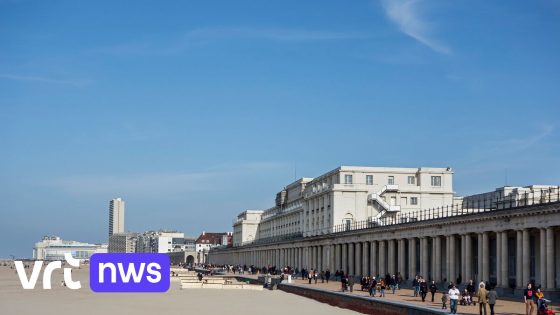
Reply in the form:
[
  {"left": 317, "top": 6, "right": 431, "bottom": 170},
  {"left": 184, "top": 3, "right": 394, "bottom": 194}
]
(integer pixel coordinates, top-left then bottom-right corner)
[
  {"left": 430, "top": 280, "right": 438, "bottom": 302},
  {"left": 448, "top": 284, "right": 460, "bottom": 314},
  {"left": 420, "top": 278, "right": 428, "bottom": 302},
  {"left": 380, "top": 278, "right": 386, "bottom": 297},
  {"left": 390, "top": 275, "right": 397, "bottom": 294},
  {"left": 442, "top": 291, "right": 449, "bottom": 310},
  {"left": 477, "top": 282, "right": 488, "bottom": 315},
  {"left": 313, "top": 270, "right": 318, "bottom": 284},
  {"left": 308, "top": 270, "right": 312, "bottom": 284},
  {"left": 320, "top": 270, "right": 325, "bottom": 283},
  {"left": 369, "top": 277, "right": 377, "bottom": 297},
  {"left": 488, "top": 286, "right": 498, "bottom": 315},
  {"left": 325, "top": 269, "right": 331, "bottom": 283},
  {"left": 348, "top": 275, "right": 354, "bottom": 292},
  {"left": 413, "top": 276, "right": 419, "bottom": 297},
  {"left": 341, "top": 275, "right": 347, "bottom": 292},
  {"left": 524, "top": 283, "right": 536, "bottom": 315},
  {"left": 467, "top": 279, "right": 476, "bottom": 304}
]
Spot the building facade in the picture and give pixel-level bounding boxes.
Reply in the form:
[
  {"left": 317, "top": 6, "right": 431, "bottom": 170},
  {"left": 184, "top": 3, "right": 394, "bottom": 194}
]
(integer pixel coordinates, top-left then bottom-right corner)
[
  {"left": 108, "top": 232, "right": 138, "bottom": 253},
  {"left": 33, "top": 236, "right": 107, "bottom": 261},
  {"left": 233, "top": 210, "right": 264, "bottom": 246},
  {"left": 108, "top": 197, "right": 125, "bottom": 237},
  {"left": 232, "top": 166, "right": 454, "bottom": 245},
  {"left": 195, "top": 232, "right": 232, "bottom": 264}
]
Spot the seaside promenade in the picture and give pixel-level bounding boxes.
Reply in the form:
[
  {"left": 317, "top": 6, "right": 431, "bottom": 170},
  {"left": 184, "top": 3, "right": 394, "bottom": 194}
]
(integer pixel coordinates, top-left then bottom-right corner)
[
  {"left": 0, "top": 265, "right": 361, "bottom": 315},
  {"left": 233, "top": 273, "right": 559, "bottom": 315}
]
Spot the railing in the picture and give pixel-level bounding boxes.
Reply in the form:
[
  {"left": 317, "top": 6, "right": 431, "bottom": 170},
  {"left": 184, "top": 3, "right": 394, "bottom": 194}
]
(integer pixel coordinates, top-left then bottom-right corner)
[
  {"left": 324, "top": 188, "right": 559, "bottom": 234},
  {"left": 233, "top": 232, "right": 304, "bottom": 248},
  {"left": 217, "top": 188, "right": 559, "bottom": 251}
]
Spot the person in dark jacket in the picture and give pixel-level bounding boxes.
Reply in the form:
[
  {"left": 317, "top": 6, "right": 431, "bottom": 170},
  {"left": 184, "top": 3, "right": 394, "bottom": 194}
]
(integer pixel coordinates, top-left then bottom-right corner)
[
  {"left": 325, "top": 269, "right": 331, "bottom": 283},
  {"left": 467, "top": 279, "right": 476, "bottom": 304},
  {"left": 430, "top": 280, "right": 438, "bottom": 302},
  {"left": 413, "top": 276, "right": 419, "bottom": 297},
  {"left": 420, "top": 278, "right": 428, "bottom": 302}
]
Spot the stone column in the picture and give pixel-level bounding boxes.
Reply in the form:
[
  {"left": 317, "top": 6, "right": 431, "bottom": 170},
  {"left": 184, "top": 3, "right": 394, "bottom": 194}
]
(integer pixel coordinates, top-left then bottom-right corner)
[
  {"left": 477, "top": 233, "right": 483, "bottom": 284},
  {"left": 371, "top": 241, "right": 378, "bottom": 277},
  {"left": 461, "top": 234, "right": 466, "bottom": 283},
  {"left": 348, "top": 243, "right": 355, "bottom": 275},
  {"left": 388, "top": 239, "right": 395, "bottom": 275},
  {"left": 398, "top": 239, "right": 406, "bottom": 279},
  {"left": 496, "top": 232, "right": 502, "bottom": 287},
  {"left": 421, "top": 237, "right": 429, "bottom": 279},
  {"left": 409, "top": 238, "right": 416, "bottom": 279},
  {"left": 465, "top": 234, "right": 472, "bottom": 282},
  {"left": 342, "top": 243, "right": 348, "bottom": 274},
  {"left": 355, "top": 242, "right": 362, "bottom": 276},
  {"left": 449, "top": 235, "right": 456, "bottom": 284},
  {"left": 516, "top": 230, "right": 523, "bottom": 288},
  {"left": 546, "top": 227, "right": 555, "bottom": 290},
  {"left": 522, "top": 229, "right": 530, "bottom": 286},
  {"left": 540, "top": 229, "right": 547, "bottom": 289},
  {"left": 379, "top": 240, "right": 386, "bottom": 277},
  {"left": 330, "top": 244, "right": 336, "bottom": 271},
  {"left": 482, "top": 232, "right": 489, "bottom": 282},
  {"left": 335, "top": 244, "right": 341, "bottom": 271},
  {"left": 434, "top": 236, "right": 442, "bottom": 282},
  {"left": 501, "top": 231, "right": 508, "bottom": 288},
  {"left": 362, "top": 241, "right": 370, "bottom": 276}
]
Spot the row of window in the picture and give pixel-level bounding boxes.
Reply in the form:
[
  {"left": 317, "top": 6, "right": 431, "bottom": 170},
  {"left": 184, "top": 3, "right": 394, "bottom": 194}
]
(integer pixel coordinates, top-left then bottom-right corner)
[{"left": 344, "top": 174, "right": 441, "bottom": 187}]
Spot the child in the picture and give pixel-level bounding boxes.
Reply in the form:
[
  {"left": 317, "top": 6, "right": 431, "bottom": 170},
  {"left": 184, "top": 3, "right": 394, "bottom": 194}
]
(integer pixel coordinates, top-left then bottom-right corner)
[{"left": 442, "top": 291, "right": 449, "bottom": 309}]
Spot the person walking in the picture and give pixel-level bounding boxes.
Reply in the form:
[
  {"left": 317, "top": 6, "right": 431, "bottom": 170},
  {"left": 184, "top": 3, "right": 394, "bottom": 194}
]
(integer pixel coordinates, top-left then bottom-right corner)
[
  {"left": 413, "top": 276, "right": 419, "bottom": 297},
  {"left": 313, "top": 270, "right": 318, "bottom": 284},
  {"left": 524, "top": 283, "right": 536, "bottom": 315},
  {"left": 467, "top": 279, "right": 476, "bottom": 304},
  {"left": 308, "top": 270, "right": 313, "bottom": 284},
  {"left": 341, "top": 275, "right": 347, "bottom": 292},
  {"left": 369, "top": 277, "right": 377, "bottom": 297},
  {"left": 420, "top": 278, "right": 428, "bottom": 302},
  {"left": 390, "top": 275, "right": 397, "bottom": 294},
  {"left": 488, "top": 286, "right": 498, "bottom": 315},
  {"left": 380, "top": 278, "right": 386, "bottom": 297},
  {"left": 442, "top": 291, "right": 449, "bottom": 310},
  {"left": 325, "top": 269, "right": 331, "bottom": 283},
  {"left": 430, "top": 280, "right": 438, "bottom": 302},
  {"left": 476, "top": 282, "right": 488, "bottom": 315},
  {"left": 348, "top": 275, "right": 354, "bottom": 292},
  {"left": 448, "top": 284, "right": 460, "bottom": 314}
]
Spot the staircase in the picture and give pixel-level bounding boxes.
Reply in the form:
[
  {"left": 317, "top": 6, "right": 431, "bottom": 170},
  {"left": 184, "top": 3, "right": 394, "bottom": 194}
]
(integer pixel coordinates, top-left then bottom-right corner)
[{"left": 368, "top": 185, "right": 400, "bottom": 224}]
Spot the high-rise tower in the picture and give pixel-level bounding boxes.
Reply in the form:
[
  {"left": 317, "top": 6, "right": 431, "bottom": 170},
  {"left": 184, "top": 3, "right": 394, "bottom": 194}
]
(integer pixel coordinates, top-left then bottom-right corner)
[{"left": 108, "top": 197, "right": 125, "bottom": 237}]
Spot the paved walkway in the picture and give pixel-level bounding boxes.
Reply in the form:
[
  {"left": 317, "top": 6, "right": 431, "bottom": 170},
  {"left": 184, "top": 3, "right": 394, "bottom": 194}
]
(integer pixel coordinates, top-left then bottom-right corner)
[{"left": 230, "top": 273, "right": 554, "bottom": 315}]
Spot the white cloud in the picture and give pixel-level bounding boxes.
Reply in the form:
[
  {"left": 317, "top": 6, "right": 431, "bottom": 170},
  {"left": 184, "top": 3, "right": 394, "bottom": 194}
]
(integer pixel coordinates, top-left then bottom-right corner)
[{"left": 381, "top": 0, "right": 451, "bottom": 54}]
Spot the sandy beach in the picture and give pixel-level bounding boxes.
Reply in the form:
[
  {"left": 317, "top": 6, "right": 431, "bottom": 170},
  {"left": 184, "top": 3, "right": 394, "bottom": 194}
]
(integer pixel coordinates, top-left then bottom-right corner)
[{"left": 0, "top": 265, "right": 361, "bottom": 315}]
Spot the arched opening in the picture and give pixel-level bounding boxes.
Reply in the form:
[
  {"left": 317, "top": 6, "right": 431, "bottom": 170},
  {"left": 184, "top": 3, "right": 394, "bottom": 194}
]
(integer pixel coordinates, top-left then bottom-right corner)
[{"left": 186, "top": 255, "right": 195, "bottom": 265}]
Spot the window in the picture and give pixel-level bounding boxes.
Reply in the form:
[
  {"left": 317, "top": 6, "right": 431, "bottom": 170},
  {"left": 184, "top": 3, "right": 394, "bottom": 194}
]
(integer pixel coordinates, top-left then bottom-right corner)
[
  {"left": 388, "top": 176, "right": 394, "bottom": 185},
  {"left": 407, "top": 176, "right": 416, "bottom": 185},
  {"left": 431, "top": 176, "right": 442, "bottom": 186},
  {"left": 366, "top": 175, "right": 373, "bottom": 185},
  {"left": 344, "top": 174, "right": 353, "bottom": 184},
  {"left": 411, "top": 197, "right": 418, "bottom": 205}
]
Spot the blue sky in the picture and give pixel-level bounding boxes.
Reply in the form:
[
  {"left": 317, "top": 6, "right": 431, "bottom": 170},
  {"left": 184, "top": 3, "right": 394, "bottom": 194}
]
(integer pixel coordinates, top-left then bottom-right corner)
[{"left": 1, "top": 0, "right": 559, "bottom": 258}]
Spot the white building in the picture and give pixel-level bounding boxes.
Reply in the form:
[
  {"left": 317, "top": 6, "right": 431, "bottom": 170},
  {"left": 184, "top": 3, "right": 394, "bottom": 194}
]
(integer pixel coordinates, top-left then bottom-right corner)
[
  {"left": 233, "top": 210, "right": 264, "bottom": 246},
  {"left": 33, "top": 236, "right": 106, "bottom": 261},
  {"left": 136, "top": 230, "right": 195, "bottom": 253},
  {"left": 459, "top": 185, "right": 560, "bottom": 209},
  {"left": 232, "top": 166, "right": 455, "bottom": 243},
  {"left": 301, "top": 166, "right": 454, "bottom": 236},
  {"left": 108, "top": 197, "right": 125, "bottom": 237}
]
